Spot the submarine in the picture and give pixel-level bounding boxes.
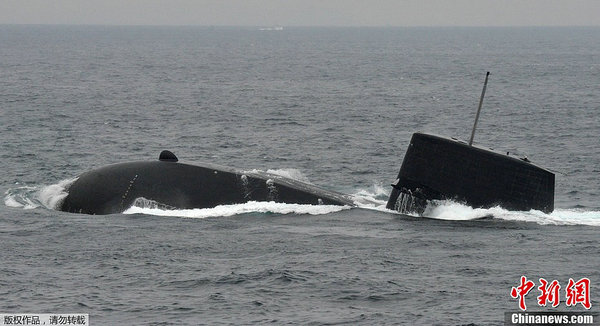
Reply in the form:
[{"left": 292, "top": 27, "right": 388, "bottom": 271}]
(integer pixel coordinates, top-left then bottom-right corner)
[
  {"left": 59, "top": 150, "right": 354, "bottom": 215},
  {"left": 59, "top": 140, "right": 554, "bottom": 215},
  {"left": 385, "top": 132, "right": 555, "bottom": 214},
  {"left": 58, "top": 72, "right": 555, "bottom": 216},
  {"left": 387, "top": 72, "right": 554, "bottom": 214}
]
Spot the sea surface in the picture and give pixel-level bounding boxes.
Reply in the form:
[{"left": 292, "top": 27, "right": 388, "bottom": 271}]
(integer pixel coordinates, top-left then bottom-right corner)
[{"left": 1, "top": 26, "right": 599, "bottom": 325}]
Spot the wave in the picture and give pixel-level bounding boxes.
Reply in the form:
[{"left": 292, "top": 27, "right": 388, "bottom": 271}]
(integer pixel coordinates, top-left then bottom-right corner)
[
  {"left": 4, "top": 178, "right": 600, "bottom": 226},
  {"left": 265, "top": 168, "right": 312, "bottom": 184},
  {"left": 350, "top": 183, "right": 390, "bottom": 211},
  {"left": 420, "top": 200, "right": 600, "bottom": 226},
  {"left": 4, "top": 178, "right": 76, "bottom": 210},
  {"left": 242, "top": 168, "right": 313, "bottom": 184},
  {"left": 121, "top": 183, "right": 389, "bottom": 218},
  {"left": 123, "top": 198, "right": 350, "bottom": 218}
]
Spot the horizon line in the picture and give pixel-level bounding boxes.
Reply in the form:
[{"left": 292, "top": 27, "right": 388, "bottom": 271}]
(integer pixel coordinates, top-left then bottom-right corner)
[{"left": 2, "top": 23, "right": 599, "bottom": 28}]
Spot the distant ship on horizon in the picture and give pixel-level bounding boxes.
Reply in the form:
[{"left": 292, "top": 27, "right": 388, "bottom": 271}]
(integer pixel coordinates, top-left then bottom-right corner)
[{"left": 259, "top": 26, "right": 284, "bottom": 31}]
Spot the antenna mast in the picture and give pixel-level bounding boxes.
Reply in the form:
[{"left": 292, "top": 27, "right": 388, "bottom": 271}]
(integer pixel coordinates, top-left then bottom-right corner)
[{"left": 468, "top": 71, "right": 490, "bottom": 146}]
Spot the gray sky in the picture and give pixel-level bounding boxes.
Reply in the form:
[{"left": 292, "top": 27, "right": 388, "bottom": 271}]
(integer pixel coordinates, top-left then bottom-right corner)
[{"left": 1, "top": 0, "right": 599, "bottom": 27}]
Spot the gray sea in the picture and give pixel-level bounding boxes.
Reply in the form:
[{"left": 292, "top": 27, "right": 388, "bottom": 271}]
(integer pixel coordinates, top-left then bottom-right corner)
[{"left": 1, "top": 26, "right": 599, "bottom": 325}]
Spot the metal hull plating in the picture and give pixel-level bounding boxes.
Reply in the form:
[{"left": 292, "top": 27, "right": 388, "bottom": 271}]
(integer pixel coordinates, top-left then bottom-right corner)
[
  {"left": 60, "top": 160, "right": 354, "bottom": 215},
  {"left": 386, "top": 133, "right": 555, "bottom": 214}
]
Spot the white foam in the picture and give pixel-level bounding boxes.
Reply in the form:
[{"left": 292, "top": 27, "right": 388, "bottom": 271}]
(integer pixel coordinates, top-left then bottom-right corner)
[
  {"left": 6, "top": 177, "right": 600, "bottom": 227},
  {"left": 4, "top": 186, "right": 36, "bottom": 209},
  {"left": 123, "top": 181, "right": 382, "bottom": 219},
  {"left": 4, "top": 178, "right": 76, "bottom": 210},
  {"left": 350, "top": 184, "right": 390, "bottom": 212},
  {"left": 38, "top": 178, "right": 75, "bottom": 209},
  {"left": 265, "top": 168, "right": 312, "bottom": 184},
  {"left": 4, "top": 195, "right": 22, "bottom": 208},
  {"left": 243, "top": 168, "right": 313, "bottom": 184},
  {"left": 423, "top": 200, "right": 500, "bottom": 220},
  {"left": 123, "top": 199, "right": 350, "bottom": 218},
  {"left": 422, "top": 200, "right": 600, "bottom": 226}
]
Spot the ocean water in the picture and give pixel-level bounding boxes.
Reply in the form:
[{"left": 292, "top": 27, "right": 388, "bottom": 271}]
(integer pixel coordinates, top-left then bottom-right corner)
[{"left": 1, "top": 26, "right": 599, "bottom": 325}]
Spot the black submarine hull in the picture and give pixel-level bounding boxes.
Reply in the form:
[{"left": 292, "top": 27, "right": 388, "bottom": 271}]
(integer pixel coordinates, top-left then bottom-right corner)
[
  {"left": 386, "top": 133, "right": 555, "bottom": 214},
  {"left": 59, "top": 132, "right": 556, "bottom": 216},
  {"left": 60, "top": 158, "right": 354, "bottom": 215}
]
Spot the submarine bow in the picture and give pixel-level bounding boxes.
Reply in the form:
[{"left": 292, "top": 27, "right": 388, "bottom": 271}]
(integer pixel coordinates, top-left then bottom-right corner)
[{"left": 59, "top": 151, "right": 354, "bottom": 215}]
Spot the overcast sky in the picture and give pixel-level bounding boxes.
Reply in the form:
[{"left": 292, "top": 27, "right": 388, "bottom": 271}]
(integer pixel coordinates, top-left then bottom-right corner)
[{"left": 1, "top": 0, "right": 599, "bottom": 27}]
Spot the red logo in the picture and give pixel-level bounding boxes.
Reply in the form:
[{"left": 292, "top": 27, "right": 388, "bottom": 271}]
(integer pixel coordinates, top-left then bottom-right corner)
[
  {"left": 566, "top": 278, "right": 591, "bottom": 309},
  {"left": 511, "top": 276, "right": 535, "bottom": 311},
  {"left": 511, "top": 276, "right": 592, "bottom": 310},
  {"left": 537, "top": 278, "right": 561, "bottom": 307}
]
